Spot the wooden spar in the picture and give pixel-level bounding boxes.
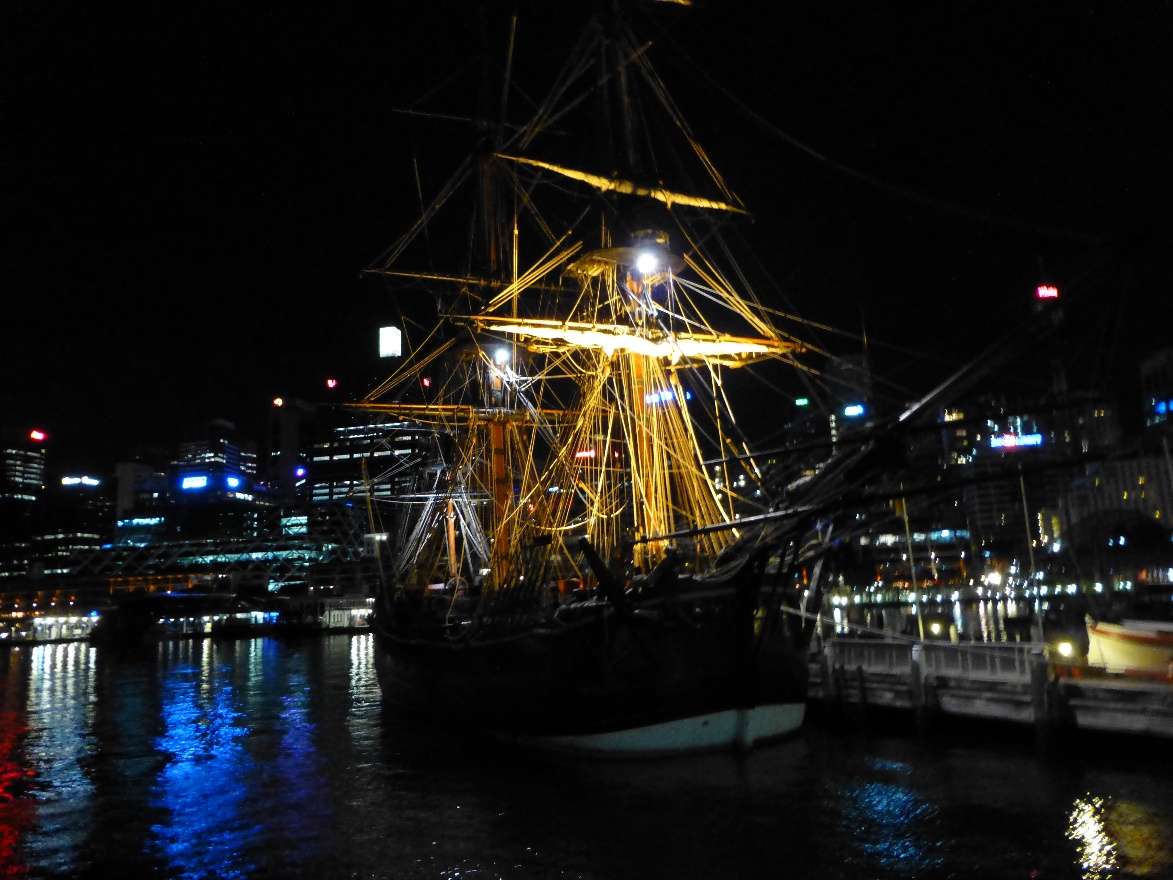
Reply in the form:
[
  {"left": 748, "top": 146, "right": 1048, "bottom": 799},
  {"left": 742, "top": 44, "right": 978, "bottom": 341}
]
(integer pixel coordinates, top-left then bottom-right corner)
[
  {"left": 496, "top": 154, "right": 749, "bottom": 214},
  {"left": 446, "top": 499, "right": 458, "bottom": 583},
  {"left": 489, "top": 422, "right": 511, "bottom": 589}
]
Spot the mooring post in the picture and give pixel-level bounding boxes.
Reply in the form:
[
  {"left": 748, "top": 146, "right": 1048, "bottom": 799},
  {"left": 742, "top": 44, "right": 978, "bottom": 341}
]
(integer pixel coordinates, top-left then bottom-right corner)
[
  {"left": 855, "top": 664, "right": 869, "bottom": 729},
  {"left": 832, "top": 662, "right": 848, "bottom": 724},
  {"left": 1029, "top": 648, "right": 1052, "bottom": 754},
  {"left": 819, "top": 649, "right": 835, "bottom": 718},
  {"left": 910, "top": 642, "right": 930, "bottom": 738}
]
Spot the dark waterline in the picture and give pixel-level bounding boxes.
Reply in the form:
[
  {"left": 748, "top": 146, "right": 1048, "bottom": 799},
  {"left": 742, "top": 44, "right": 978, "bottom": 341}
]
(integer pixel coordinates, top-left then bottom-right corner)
[{"left": 1, "top": 635, "right": 1170, "bottom": 879}]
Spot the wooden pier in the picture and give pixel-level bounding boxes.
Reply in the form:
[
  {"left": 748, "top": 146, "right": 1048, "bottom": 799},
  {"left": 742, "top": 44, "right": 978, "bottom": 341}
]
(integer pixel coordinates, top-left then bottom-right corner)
[{"left": 809, "top": 637, "right": 1173, "bottom": 740}]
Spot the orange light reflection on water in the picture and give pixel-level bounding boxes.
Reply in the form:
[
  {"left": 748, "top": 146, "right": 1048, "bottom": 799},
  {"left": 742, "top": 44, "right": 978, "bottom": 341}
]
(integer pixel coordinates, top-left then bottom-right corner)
[{"left": 1067, "top": 793, "right": 1173, "bottom": 879}]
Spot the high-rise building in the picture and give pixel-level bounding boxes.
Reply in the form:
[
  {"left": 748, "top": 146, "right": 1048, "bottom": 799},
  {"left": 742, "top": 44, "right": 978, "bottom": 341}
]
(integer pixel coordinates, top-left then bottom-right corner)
[
  {"left": 1140, "top": 347, "right": 1173, "bottom": 429},
  {"left": 171, "top": 419, "right": 261, "bottom": 505},
  {"left": 266, "top": 397, "right": 319, "bottom": 502},
  {"left": 0, "top": 426, "right": 49, "bottom": 580},
  {"left": 1, "top": 426, "right": 47, "bottom": 504},
  {"left": 311, "top": 418, "right": 431, "bottom": 504}
]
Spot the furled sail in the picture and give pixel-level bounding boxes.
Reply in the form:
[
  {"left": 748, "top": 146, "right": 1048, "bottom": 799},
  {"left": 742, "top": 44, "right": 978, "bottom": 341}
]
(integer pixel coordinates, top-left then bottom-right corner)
[
  {"left": 468, "top": 317, "right": 796, "bottom": 366},
  {"left": 496, "top": 154, "right": 749, "bottom": 214}
]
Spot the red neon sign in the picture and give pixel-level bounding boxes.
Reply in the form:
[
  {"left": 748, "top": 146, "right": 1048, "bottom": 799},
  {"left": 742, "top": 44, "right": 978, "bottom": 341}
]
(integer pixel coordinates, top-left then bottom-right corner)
[{"left": 1036, "top": 285, "right": 1059, "bottom": 300}]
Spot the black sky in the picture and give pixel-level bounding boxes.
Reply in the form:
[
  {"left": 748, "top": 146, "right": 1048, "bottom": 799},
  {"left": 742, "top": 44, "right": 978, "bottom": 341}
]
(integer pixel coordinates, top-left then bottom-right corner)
[{"left": 4, "top": 1, "right": 1171, "bottom": 470}]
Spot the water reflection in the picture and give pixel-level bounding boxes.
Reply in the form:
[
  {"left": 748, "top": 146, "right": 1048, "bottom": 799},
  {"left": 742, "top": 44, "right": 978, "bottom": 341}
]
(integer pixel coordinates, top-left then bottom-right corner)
[
  {"left": 2, "top": 634, "right": 1172, "bottom": 878},
  {"left": 149, "top": 642, "right": 258, "bottom": 878},
  {"left": 1068, "top": 795, "right": 1117, "bottom": 879},
  {"left": 21, "top": 643, "right": 97, "bottom": 875},
  {"left": 828, "top": 757, "right": 942, "bottom": 876},
  {"left": 1067, "top": 792, "right": 1173, "bottom": 880}
]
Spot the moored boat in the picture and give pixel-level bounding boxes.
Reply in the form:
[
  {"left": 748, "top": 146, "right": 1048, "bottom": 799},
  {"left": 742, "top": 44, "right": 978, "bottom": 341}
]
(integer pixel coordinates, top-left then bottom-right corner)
[{"left": 1086, "top": 616, "right": 1173, "bottom": 676}]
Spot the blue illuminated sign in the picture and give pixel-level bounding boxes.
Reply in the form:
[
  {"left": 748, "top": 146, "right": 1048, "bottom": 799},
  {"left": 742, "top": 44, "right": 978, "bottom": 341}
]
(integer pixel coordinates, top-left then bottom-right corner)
[
  {"left": 843, "top": 404, "right": 865, "bottom": 417},
  {"left": 226, "top": 476, "right": 241, "bottom": 489},
  {"left": 990, "top": 433, "right": 1043, "bottom": 449},
  {"left": 181, "top": 475, "right": 209, "bottom": 490}
]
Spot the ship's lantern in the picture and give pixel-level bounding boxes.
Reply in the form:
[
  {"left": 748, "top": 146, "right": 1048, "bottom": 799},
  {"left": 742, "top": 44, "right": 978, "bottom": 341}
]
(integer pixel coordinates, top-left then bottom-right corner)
[{"left": 635, "top": 250, "right": 660, "bottom": 275}]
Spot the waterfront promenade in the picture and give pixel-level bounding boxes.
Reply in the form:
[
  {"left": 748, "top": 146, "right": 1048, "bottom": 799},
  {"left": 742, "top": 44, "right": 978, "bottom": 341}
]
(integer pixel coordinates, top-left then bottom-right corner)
[
  {"left": 812, "top": 636, "right": 1173, "bottom": 742},
  {"left": 6, "top": 605, "right": 1169, "bottom": 745}
]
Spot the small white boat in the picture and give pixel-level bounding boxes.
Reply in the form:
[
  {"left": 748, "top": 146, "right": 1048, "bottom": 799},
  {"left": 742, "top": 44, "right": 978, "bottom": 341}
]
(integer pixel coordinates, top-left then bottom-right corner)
[{"left": 1085, "top": 616, "right": 1173, "bottom": 676}]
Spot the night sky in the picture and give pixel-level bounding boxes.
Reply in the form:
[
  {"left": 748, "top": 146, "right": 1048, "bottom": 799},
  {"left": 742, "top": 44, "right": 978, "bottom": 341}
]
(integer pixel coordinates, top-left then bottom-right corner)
[{"left": 5, "top": 1, "right": 1171, "bottom": 471}]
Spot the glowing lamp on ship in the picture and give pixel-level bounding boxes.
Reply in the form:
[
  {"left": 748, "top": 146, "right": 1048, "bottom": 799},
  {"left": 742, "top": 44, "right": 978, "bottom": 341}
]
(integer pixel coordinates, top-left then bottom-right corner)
[{"left": 635, "top": 250, "right": 661, "bottom": 275}]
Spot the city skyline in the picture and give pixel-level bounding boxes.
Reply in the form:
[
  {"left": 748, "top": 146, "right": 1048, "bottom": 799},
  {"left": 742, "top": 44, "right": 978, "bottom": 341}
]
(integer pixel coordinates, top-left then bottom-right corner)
[{"left": 6, "top": 2, "right": 1171, "bottom": 469}]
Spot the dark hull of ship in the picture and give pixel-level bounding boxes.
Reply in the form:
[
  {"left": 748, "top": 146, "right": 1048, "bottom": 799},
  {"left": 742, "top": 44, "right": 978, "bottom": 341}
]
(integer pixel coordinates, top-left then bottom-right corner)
[{"left": 371, "top": 565, "right": 811, "bottom": 757}]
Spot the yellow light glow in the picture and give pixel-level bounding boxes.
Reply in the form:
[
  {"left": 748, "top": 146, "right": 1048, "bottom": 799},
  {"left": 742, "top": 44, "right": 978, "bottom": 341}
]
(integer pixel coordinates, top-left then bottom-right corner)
[
  {"left": 1066, "top": 795, "right": 1117, "bottom": 880},
  {"left": 478, "top": 319, "right": 788, "bottom": 363}
]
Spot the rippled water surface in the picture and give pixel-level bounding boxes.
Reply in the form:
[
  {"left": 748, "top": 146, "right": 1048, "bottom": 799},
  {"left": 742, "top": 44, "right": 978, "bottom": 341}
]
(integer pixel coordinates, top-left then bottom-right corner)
[{"left": 2, "top": 634, "right": 1171, "bottom": 879}]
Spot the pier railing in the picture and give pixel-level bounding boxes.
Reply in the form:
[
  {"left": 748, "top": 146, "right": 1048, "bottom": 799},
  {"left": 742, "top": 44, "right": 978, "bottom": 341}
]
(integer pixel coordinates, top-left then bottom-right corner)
[
  {"left": 825, "top": 638, "right": 1036, "bottom": 682},
  {"left": 813, "top": 636, "right": 1173, "bottom": 740}
]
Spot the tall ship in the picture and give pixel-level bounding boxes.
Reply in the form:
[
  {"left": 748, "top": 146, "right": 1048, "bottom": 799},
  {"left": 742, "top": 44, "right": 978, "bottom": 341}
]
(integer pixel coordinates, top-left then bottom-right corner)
[{"left": 351, "top": 2, "right": 878, "bottom": 756}]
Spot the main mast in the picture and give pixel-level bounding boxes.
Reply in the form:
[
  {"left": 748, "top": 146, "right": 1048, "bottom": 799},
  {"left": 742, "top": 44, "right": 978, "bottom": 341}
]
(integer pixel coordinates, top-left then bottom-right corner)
[{"left": 355, "top": 4, "right": 806, "bottom": 593}]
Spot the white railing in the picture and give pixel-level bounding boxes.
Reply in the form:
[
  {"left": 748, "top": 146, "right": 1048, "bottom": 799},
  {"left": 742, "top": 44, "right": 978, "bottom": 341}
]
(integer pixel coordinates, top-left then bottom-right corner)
[
  {"left": 826, "top": 637, "right": 1039, "bottom": 682},
  {"left": 920, "top": 641, "right": 1036, "bottom": 681},
  {"left": 826, "top": 638, "right": 912, "bottom": 674}
]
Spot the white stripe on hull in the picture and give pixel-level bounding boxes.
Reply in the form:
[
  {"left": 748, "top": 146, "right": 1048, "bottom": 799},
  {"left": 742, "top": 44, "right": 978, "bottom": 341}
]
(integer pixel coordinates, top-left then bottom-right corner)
[{"left": 498, "top": 703, "right": 806, "bottom": 758}]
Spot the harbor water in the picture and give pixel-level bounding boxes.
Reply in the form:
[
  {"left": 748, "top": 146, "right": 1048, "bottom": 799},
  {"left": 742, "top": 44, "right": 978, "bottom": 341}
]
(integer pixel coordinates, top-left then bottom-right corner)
[{"left": 2, "top": 634, "right": 1171, "bottom": 879}]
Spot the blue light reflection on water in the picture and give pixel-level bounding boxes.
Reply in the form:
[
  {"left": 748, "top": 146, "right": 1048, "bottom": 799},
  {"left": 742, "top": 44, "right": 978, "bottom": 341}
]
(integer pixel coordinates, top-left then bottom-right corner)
[
  {"left": 829, "top": 759, "right": 943, "bottom": 875},
  {"left": 2, "top": 634, "right": 1172, "bottom": 879},
  {"left": 149, "top": 644, "right": 258, "bottom": 879}
]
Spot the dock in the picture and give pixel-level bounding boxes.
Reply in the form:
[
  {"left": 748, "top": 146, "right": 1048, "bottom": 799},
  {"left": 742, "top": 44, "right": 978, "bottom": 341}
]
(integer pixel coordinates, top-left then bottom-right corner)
[{"left": 809, "top": 637, "right": 1173, "bottom": 740}]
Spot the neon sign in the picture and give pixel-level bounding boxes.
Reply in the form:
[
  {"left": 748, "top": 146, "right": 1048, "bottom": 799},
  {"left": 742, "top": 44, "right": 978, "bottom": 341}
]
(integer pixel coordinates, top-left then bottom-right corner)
[{"left": 990, "top": 433, "right": 1043, "bottom": 449}]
